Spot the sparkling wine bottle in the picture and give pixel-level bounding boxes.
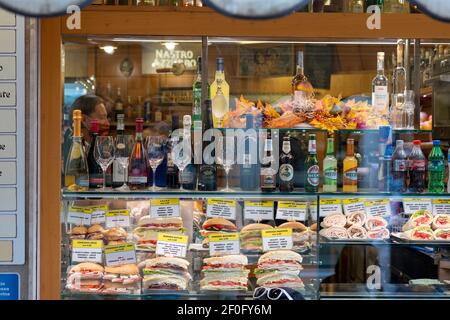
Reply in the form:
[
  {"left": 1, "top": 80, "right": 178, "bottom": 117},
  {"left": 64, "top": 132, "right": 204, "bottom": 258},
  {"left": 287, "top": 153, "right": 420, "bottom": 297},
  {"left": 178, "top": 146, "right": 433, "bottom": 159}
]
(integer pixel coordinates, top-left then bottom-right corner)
[
  {"left": 87, "top": 119, "right": 104, "bottom": 189},
  {"left": 128, "top": 118, "right": 149, "bottom": 190}
]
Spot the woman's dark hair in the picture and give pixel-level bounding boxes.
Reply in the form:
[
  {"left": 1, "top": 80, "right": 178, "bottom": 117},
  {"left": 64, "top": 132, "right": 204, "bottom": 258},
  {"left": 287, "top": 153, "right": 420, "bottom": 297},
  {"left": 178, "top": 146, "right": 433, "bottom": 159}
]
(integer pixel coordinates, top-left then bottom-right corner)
[{"left": 69, "top": 94, "right": 105, "bottom": 124}]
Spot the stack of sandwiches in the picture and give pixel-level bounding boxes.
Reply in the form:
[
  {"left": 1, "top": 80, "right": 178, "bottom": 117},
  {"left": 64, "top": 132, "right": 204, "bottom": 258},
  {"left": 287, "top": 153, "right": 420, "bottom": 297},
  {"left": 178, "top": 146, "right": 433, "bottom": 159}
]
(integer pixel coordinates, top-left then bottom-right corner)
[
  {"left": 200, "top": 255, "right": 249, "bottom": 291},
  {"left": 254, "top": 250, "right": 304, "bottom": 290},
  {"left": 402, "top": 211, "right": 450, "bottom": 240},
  {"left": 133, "top": 216, "right": 185, "bottom": 251},
  {"left": 278, "top": 221, "right": 310, "bottom": 252},
  {"left": 140, "top": 257, "right": 191, "bottom": 291},
  {"left": 66, "top": 262, "right": 104, "bottom": 293}
]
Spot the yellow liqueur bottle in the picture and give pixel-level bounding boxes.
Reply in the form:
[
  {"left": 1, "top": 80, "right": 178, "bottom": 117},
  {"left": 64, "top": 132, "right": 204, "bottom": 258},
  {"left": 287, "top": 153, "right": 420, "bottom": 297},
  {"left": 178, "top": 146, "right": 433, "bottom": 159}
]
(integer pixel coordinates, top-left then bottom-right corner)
[{"left": 343, "top": 138, "right": 358, "bottom": 192}]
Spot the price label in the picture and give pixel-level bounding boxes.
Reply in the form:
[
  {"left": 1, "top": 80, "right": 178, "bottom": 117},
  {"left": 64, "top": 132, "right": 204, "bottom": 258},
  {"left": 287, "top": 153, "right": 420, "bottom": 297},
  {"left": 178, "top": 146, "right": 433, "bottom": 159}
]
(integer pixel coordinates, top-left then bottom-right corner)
[
  {"left": 156, "top": 233, "right": 188, "bottom": 258},
  {"left": 150, "top": 199, "right": 180, "bottom": 218},
  {"left": 432, "top": 199, "right": 450, "bottom": 215},
  {"left": 208, "top": 233, "right": 240, "bottom": 256},
  {"left": 261, "top": 228, "right": 293, "bottom": 251},
  {"left": 104, "top": 243, "right": 136, "bottom": 267},
  {"left": 90, "top": 205, "right": 107, "bottom": 225},
  {"left": 244, "top": 201, "right": 274, "bottom": 221},
  {"left": 206, "top": 199, "right": 237, "bottom": 220},
  {"left": 67, "top": 207, "right": 92, "bottom": 226},
  {"left": 71, "top": 240, "right": 103, "bottom": 263},
  {"left": 364, "top": 199, "right": 391, "bottom": 217},
  {"left": 276, "top": 201, "right": 307, "bottom": 221},
  {"left": 309, "top": 201, "right": 318, "bottom": 221},
  {"left": 320, "top": 199, "right": 342, "bottom": 217},
  {"left": 343, "top": 198, "right": 365, "bottom": 215},
  {"left": 403, "top": 198, "right": 432, "bottom": 215},
  {"left": 106, "top": 209, "right": 130, "bottom": 228}
]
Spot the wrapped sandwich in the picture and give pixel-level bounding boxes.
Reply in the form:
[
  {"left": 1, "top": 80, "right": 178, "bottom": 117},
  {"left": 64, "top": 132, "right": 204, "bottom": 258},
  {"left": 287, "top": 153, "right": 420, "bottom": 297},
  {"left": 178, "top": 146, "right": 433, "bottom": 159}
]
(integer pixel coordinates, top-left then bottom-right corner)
[
  {"left": 367, "top": 228, "right": 390, "bottom": 240},
  {"left": 103, "top": 264, "right": 141, "bottom": 295},
  {"left": 200, "top": 255, "right": 249, "bottom": 291},
  {"left": 365, "top": 216, "right": 388, "bottom": 231},
  {"left": 404, "top": 226, "right": 435, "bottom": 240},
  {"left": 319, "top": 226, "right": 348, "bottom": 239},
  {"left": 347, "top": 225, "right": 367, "bottom": 239},
  {"left": 278, "top": 221, "right": 310, "bottom": 252},
  {"left": 240, "top": 223, "right": 273, "bottom": 252},
  {"left": 320, "top": 213, "right": 347, "bottom": 228},
  {"left": 431, "top": 214, "right": 450, "bottom": 230},
  {"left": 346, "top": 212, "right": 367, "bottom": 227},
  {"left": 66, "top": 262, "right": 104, "bottom": 293},
  {"left": 433, "top": 228, "right": 450, "bottom": 240},
  {"left": 402, "top": 210, "right": 433, "bottom": 232}
]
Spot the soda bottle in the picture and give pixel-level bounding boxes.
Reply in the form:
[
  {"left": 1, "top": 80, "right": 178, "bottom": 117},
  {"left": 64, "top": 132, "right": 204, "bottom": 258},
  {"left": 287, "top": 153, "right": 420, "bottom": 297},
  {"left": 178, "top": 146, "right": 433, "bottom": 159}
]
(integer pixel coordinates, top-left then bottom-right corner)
[
  {"left": 379, "top": 144, "right": 393, "bottom": 192},
  {"left": 428, "top": 140, "right": 445, "bottom": 193},
  {"left": 391, "top": 140, "right": 407, "bottom": 192},
  {"left": 305, "top": 134, "right": 319, "bottom": 193},
  {"left": 408, "top": 140, "right": 427, "bottom": 193}
]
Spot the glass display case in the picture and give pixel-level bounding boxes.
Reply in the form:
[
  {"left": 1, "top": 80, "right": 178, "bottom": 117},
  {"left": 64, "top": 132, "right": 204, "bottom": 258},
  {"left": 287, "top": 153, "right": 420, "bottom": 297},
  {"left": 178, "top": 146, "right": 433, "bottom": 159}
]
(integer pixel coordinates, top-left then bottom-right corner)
[{"left": 60, "top": 34, "right": 450, "bottom": 300}]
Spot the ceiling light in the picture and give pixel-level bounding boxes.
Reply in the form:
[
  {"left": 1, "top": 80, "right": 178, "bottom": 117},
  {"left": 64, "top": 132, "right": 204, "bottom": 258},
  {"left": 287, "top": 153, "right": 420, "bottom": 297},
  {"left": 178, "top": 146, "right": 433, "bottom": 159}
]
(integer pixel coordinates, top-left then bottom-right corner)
[
  {"left": 163, "top": 42, "right": 178, "bottom": 51},
  {"left": 100, "top": 45, "right": 117, "bottom": 54}
]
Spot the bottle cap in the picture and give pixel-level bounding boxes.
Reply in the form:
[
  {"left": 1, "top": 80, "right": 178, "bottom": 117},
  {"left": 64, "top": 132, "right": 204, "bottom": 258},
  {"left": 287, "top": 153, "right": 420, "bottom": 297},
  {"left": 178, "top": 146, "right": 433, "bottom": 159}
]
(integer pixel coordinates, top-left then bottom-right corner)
[
  {"left": 73, "top": 109, "right": 82, "bottom": 120},
  {"left": 396, "top": 140, "right": 404, "bottom": 146},
  {"left": 216, "top": 57, "right": 224, "bottom": 71},
  {"left": 90, "top": 119, "right": 100, "bottom": 133},
  {"left": 183, "top": 115, "right": 192, "bottom": 126},
  {"left": 413, "top": 140, "right": 421, "bottom": 145},
  {"left": 433, "top": 140, "right": 441, "bottom": 146}
]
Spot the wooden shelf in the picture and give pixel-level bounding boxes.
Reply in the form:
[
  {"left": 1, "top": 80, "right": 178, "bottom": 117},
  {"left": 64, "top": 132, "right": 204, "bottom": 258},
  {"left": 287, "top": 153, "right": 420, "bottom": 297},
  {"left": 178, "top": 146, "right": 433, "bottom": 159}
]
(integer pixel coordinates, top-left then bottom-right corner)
[{"left": 61, "top": 9, "right": 450, "bottom": 39}]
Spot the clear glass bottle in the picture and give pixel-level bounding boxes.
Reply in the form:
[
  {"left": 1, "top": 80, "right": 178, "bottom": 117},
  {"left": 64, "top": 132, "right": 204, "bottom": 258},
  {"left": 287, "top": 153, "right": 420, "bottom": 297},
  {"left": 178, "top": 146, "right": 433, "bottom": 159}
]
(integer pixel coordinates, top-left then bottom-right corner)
[
  {"left": 372, "top": 52, "right": 389, "bottom": 114},
  {"left": 402, "top": 90, "right": 415, "bottom": 130},
  {"left": 192, "top": 56, "right": 203, "bottom": 131},
  {"left": 392, "top": 41, "right": 406, "bottom": 104},
  {"left": 292, "top": 51, "right": 313, "bottom": 101}
]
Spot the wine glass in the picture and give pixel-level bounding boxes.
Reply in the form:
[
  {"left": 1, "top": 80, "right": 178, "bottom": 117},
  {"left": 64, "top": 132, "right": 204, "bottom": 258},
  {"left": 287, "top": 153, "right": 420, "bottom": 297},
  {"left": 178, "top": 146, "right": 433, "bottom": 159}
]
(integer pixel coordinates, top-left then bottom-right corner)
[
  {"left": 115, "top": 135, "right": 134, "bottom": 191},
  {"left": 146, "top": 136, "right": 167, "bottom": 191},
  {"left": 172, "top": 135, "right": 191, "bottom": 191},
  {"left": 216, "top": 133, "right": 235, "bottom": 191},
  {"left": 94, "top": 136, "right": 115, "bottom": 191}
]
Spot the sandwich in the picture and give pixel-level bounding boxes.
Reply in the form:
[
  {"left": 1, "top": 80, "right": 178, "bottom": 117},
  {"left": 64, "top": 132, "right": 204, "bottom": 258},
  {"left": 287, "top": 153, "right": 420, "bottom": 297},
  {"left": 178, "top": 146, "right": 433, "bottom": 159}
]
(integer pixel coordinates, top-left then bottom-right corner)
[
  {"left": 200, "top": 255, "right": 249, "bottom": 291},
  {"left": 254, "top": 250, "right": 303, "bottom": 278},
  {"left": 347, "top": 225, "right": 368, "bottom": 239},
  {"left": 320, "top": 213, "right": 347, "bottom": 228},
  {"left": 434, "top": 228, "right": 450, "bottom": 240},
  {"left": 141, "top": 257, "right": 191, "bottom": 280},
  {"left": 319, "top": 226, "right": 348, "bottom": 239},
  {"left": 66, "top": 262, "right": 104, "bottom": 293},
  {"left": 133, "top": 217, "right": 185, "bottom": 251},
  {"left": 103, "top": 264, "right": 141, "bottom": 295},
  {"left": 404, "top": 226, "right": 435, "bottom": 240},
  {"left": 256, "top": 272, "right": 304, "bottom": 290},
  {"left": 86, "top": 224, "right": 105, "bottom": 241},
  {"left": 346, "top": 212, "right": 367, "bottom": 227},
  {"left": 143, "top": 274, "right": 188, "bottom": 291},
  {"left": 69, "top": 226, "right": 87, "bottom": 240},
  {"left": 240, "top": 223, "right": 273, "bottom": 252},
  {"left": 402, "top": 210, "right": 433, "bottom": 232},
  {"left": 367, "top": 228, "right": 390, "bottom": 240},
  {"left": 365, "top": 216, "right": 388, "bottom": 231},
  {"left": 278, "top": 221, "right": 310, "bottom": 251},
  {"left": 104, "top": 227, "right": 128, "bottom": 245},
  {"left": 201, "top": 218, "right": 237, "bottom": 247},
  {"left": 432, "top": 214, "right": 450, "bottom": 230}
]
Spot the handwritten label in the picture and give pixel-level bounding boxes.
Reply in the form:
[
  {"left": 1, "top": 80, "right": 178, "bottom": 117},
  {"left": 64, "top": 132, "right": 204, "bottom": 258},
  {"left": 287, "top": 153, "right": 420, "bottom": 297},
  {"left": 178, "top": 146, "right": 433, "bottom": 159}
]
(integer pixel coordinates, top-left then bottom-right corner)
[
  {"left": 67, "top": 207, "right": 92, "bottom": 226},
  {"left": 150, "top": 199, "right": 180, "bottom": 218},
  {"left": 432, "top": 199, "right": 450, "bottom": 215},
  {"left": 320, "top": 199, "right": 343, "bottom": 217},
  {"left": 90, "top": 205, "right": 107, "bottom": 225},
  {"left": 261, "top": 228, "right": 293, "bottom": 251},
  {"left": 343, "top": 198, "right": 365, "bottom": 215},
  {"left": 208, "top": 233, "right": 240, "bottom": 256},
  {"left": 106, "top": 209, "right": 130, "bottom": 228},
  {"left": 206, "top": 199, "right": 237, "bottom": 220},
  {"left": 71, "top": 240, "right": 103, "bottom": 263},
  {"left": 364, "top": 199, "right": 391, "bottom": 217},
  {"left": 104, "top": 243, "right": 136, "bottom": 267},
  {"left": 403, "top": 198, "right": 433, "bottom": 215},
  {"left": 156, "top": 233, "right": 188, "bottom": 258},
  {"left": 276, "top": 201, "right": 307, "bottom": 221},
  {"left": 244, "top": 201, "right": 274, "bottom": 221}
]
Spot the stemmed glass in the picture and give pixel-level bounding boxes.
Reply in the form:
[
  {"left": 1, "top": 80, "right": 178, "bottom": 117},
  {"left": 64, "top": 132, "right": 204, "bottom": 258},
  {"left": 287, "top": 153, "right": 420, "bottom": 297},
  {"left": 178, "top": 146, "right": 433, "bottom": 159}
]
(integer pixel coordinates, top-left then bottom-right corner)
[
  {"left": 147, "top": 136, "right": 167, "bottom": 191},
  {"left": 172, "top": 135, "right": 191, "bottom": 191},
  {"left": 216, "top": 133, "right": 235, "bottom": 191},
  {"left": 115, "top": 135, "right": 134, "bottom": 191},
  {"left": 94, "top": 136, "right": 115, "bottom": 191}
]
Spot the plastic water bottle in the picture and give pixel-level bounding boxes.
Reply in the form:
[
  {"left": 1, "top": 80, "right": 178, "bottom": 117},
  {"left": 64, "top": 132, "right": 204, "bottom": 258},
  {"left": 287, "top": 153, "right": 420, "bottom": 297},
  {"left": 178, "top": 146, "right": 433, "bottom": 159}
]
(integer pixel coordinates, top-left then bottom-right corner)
[{"left": 428, "top": 140, "right": 445, "bottom": 193}]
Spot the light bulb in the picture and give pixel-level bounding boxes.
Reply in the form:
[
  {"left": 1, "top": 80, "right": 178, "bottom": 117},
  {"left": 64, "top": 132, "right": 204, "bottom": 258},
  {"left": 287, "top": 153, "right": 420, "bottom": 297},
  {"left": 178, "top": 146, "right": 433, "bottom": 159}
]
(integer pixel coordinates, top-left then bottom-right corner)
[{"left": 100, "top": 46, "right": 117, "bottom": 55}]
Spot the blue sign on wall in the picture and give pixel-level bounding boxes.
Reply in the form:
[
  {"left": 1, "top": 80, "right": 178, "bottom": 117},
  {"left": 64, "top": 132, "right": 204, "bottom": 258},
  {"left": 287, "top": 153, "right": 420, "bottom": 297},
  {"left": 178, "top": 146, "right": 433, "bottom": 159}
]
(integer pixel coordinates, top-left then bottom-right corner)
[{"left": 0, "top": 273, "right": 20, "bottom": 300}]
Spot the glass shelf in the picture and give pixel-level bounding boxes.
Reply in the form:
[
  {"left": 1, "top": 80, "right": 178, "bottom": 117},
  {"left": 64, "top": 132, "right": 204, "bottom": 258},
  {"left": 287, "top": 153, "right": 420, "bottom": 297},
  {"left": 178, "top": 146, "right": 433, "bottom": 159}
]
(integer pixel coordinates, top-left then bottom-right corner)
[
  {"left": 218, "top": 128, "right": 432, "bottom": 134},
  {"left": 62, "top": 189, "right": 450, "bottom": 200}
]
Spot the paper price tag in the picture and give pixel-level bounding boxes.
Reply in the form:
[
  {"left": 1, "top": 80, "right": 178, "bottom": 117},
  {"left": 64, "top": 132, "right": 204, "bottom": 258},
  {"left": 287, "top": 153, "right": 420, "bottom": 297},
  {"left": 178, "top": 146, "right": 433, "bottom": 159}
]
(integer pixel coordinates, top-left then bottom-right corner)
[
  {"left": 276, "top": 201, "right": 307, "bottom": 221},
  {"left": 156, "top": 233, "right": 188, "bottom": 258},
  {"left": 106, "top": 209, "right": 130, "bottom": 228},
  {"left": 104, "top": 243, "right": 136, "bottom": 267},
  {"left": 90, "top": 205, "right": 107, "bottom": 225},
  {"left": 320, "top": 199, "right": 342, "bottom": 217},
  {"left": 206, "top": 199, "right": 237, "bottom": 220},
  {"left": 150, "top": 199, "right": 180, "bottom": 218},
  {"left": 67, "top": 207, "right": 92, "bottom": 226},
  {"left": 244, "top": 201, "right": 274, "bottom": 221},
  {"left": 261, "top": 228, "right": 293, "bottom": 251},
  {"left": 71, "top": 240, "right": 103, "bottom": 263},
  {"left": 343, "top": 198, "right": 365, "bottom": 215},
  {"left": 208, "top": 233, "right": 240, "bottom": 256},
  {"left": 403, "top": 198, "right": 432, "bottom": 215},
  {"left": 364, "top": 199, "right": 391, "bottom": 217},
  {"left": 309, "top": 201, "right": 318, "bottom": 221},
  {"left": 432, "top": 199, "right": 450, "bottom": 215}
]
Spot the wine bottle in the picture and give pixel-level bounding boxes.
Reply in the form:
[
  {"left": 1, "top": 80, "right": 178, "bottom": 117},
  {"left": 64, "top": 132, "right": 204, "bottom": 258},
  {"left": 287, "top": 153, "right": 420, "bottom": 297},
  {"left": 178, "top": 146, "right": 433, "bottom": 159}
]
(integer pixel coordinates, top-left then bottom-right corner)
[
  {"left": 240, "top": 113, "right": 259, "bottom": 191},
  {"left": 87, "top": 119, "right": 104, "bottom": 189},
  {"left": 181, "top": 115, "right": 197, "bottom": 190},
  {"left": 128, "top": 118, "right": 149, "bottom": 190},
  {"left": 192, "top": 56, "right": 203, "bottom": 131},
  {"left": 65, "top": 110, "right": 89, "bottom": 191},
  {"left": 198, "top": 100, "right": 217, "bottom": 191},
  {"left": 112, "top": 114, "right": 128, "bottom": 188},
  {"left": 210, "top": 58, "right": 230, "bottom": 128},
  {"left": 166, "top": 116, "right": 180, "bottom": 189},
  {"left": 261, "top": 131, "right": 277, "bottom": 192}
]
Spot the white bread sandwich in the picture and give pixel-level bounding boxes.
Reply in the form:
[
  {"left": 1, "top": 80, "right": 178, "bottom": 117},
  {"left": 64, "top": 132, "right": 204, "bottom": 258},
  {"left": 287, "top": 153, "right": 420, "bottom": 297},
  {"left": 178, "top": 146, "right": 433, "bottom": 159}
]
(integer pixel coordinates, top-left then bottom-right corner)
[
  {"left": 66, "top": 262, "right": 104, "bottom": 293},
  {"left": 103, "top": 264, "right": 141, "bottom": 295}
]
